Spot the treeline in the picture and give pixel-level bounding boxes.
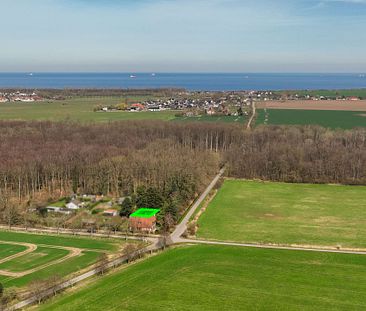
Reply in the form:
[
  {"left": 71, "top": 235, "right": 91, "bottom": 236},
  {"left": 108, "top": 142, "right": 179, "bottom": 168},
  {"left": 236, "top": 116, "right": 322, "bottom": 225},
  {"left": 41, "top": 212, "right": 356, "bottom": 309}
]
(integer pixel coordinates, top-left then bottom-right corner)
[{"left": 225, "top": 125, "right": 366, "bottom": 184}]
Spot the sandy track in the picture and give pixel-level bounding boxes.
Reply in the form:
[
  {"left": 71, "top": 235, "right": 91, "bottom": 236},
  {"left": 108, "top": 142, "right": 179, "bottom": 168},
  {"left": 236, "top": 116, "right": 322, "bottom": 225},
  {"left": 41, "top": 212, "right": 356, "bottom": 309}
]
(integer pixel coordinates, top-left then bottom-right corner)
[
  {"left": 0, "top": 241, "right": 37, "bottom": 264},
  {"left": 257, "top": 100, "right": 366, "bottom": 111},
  {"left": 0, "top": 242, "right": 82, "bottom": 278}
]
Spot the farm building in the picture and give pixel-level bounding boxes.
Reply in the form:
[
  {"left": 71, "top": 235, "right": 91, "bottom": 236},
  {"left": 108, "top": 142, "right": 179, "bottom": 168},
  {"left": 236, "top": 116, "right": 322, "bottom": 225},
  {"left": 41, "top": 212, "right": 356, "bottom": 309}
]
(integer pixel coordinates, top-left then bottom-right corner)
[
  {"left": 103, "top": 209, "right": 118, "bottom": 217},
  {"left": 129, "top": 208, "right": 160, "bottom": 233}
]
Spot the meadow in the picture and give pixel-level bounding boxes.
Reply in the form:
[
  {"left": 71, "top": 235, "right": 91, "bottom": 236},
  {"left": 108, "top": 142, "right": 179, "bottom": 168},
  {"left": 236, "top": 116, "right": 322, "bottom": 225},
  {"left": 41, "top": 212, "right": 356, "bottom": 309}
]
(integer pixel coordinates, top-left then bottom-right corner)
[
  {"left": 196, "top": 180, "right": 366, "bottom": 249},
  {"left": 0, "top": 97, "right": 177, "bottom": 122},
  {"left": 0, "top": 230, "right": 123, "bottom": 289},
  {"left": 0, "top": 97, "right": 245, "bottom": 124},
  {"left": 256, "top": 108, "right": 366, "bottom": 129},
  {"left": 38, "top": 244, "right": 366, "bottom": 311}
]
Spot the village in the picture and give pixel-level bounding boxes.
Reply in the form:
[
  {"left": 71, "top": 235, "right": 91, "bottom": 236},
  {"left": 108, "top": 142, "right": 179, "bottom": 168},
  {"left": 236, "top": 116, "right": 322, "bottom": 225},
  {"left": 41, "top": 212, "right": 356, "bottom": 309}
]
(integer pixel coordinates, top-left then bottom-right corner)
[{"left": 0, "top": 91, "right": 43, "bottom": 102}]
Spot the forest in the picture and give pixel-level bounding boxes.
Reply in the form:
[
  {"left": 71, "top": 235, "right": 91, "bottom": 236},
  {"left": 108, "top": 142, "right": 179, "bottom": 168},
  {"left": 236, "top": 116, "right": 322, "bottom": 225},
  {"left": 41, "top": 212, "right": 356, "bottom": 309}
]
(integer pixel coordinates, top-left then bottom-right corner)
[{"left": 0, "top": 120, "right": 365, "bottom": 228}]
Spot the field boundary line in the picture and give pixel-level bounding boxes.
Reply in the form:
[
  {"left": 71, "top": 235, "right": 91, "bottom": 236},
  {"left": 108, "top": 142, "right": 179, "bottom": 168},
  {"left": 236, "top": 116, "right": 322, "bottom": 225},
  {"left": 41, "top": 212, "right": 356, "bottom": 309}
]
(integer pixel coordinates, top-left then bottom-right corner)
[{"left": 180, "top": 239, "right": 366, "bottom": 255}]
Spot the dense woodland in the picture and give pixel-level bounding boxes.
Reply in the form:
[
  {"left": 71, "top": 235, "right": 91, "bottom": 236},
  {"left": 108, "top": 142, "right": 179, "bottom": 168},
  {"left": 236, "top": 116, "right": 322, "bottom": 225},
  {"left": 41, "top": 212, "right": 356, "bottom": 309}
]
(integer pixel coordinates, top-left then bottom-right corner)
[
  {"left": 0, "top": 120, "right": 365, "bottom": 227},
  {"left": 226, "top": 125, "right": 366, "bottom": 184}
]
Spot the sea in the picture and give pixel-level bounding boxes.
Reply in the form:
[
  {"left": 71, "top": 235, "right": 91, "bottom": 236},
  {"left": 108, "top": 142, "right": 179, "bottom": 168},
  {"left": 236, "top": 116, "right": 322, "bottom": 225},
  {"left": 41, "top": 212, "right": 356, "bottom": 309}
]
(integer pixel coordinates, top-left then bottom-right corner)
[{"left": 0, "top": 73, "right": 365, "bottom": 91}]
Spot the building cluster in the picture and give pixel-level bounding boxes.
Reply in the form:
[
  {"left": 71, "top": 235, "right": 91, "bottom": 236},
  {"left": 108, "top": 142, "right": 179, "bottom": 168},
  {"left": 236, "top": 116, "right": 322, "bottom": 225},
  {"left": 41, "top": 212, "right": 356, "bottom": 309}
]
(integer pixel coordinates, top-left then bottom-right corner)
[
  {"left": 282, "top": 93, "right": 361, "bottom": 101},
  {"left": 46, "top": 195, "right": 159, "bottom": 233},
  {"left": 0, "top": 91, "right": 43, "bottom": 103},
  {"left": 97, "top": 91, "right": 279, "bottom": 113}
]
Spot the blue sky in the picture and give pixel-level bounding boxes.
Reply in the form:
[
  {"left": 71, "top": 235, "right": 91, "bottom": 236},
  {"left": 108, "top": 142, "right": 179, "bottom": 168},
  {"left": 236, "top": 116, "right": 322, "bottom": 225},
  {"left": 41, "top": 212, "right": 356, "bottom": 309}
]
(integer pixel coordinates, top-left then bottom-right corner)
[{"left": 1, "top": 0, "right": 366, "bottom": 72}]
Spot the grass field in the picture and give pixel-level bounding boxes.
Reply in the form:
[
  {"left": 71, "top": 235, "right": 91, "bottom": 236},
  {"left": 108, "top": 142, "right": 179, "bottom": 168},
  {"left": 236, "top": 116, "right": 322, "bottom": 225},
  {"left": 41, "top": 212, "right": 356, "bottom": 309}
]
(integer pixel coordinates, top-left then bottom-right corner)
[
  {"left": 0, "top": 97, "right": 177, "bottom": 122},
  {"left": 256, "top": 108, "right": 366, "bottom": 129},
  {"left": 0, "top": 97, "right": 247, "bottom": 124},
  {"left": 0, "top": 230, "right": 124, "bottom": 289},
  {"left": 38, "top": 244, "right": 366, "bottom": 311},
  {"left": 0, "top": 244, "right": 27, "bottom": 260},
  {"left": 196, "top": 180, "right": 366, "bottom": 249}
]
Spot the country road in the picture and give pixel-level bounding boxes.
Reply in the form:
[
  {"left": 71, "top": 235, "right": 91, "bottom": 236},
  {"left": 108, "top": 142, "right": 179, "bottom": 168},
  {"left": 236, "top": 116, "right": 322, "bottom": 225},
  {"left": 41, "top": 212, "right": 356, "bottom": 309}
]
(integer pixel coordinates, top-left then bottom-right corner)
[
  {"left": 170, "top": 167, "right": 225, "bottom": 243},
  {"left": 246, "top": 100, "right": 256, "bottom": 129}
]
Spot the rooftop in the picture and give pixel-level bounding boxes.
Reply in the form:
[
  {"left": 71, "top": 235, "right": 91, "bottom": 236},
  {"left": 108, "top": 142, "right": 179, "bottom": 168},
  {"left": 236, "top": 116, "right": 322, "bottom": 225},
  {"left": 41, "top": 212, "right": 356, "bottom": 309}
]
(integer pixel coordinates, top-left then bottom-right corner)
[{"left": 130, "top": 208, "right": 160, "bottom": 219}]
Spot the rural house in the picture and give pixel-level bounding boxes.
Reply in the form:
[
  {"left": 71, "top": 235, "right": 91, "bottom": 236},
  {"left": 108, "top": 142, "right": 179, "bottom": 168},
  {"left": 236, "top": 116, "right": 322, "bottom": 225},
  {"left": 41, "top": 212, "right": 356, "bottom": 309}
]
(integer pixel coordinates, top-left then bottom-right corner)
[
  {"left": 103, "top": 209, "right": 118, "bottom": 217},
  {"left": 66, "top": 202, "right": 79, "bottom": 210},
  {"left": 129, "top": 208, "right": 160, "bottom": 233}
]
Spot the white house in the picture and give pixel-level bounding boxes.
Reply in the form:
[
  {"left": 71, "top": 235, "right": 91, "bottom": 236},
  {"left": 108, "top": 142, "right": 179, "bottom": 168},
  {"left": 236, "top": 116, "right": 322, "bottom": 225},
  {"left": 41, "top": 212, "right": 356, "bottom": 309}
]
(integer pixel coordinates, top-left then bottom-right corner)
[
  {"left": 46, "top": 206, "right": 72, "bottom": 215},
  {"left": 66, "top": 202, "right": 79, "bottom": 210}
]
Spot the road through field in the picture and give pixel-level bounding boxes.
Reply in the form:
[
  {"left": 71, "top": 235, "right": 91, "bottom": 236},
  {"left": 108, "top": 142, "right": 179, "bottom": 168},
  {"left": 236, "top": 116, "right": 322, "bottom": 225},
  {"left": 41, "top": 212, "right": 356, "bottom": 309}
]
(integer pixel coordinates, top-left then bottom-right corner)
[
  {"left": 246, "top": 101, "right": 256, "bottom": 129},
  {"left": 171, "top": 168, "right": 225, "bottom": 243}
]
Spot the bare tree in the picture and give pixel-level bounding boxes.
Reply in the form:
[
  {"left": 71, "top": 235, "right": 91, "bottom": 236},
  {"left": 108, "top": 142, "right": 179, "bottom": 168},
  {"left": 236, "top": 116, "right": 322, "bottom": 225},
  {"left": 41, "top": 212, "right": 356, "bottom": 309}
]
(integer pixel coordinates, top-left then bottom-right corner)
[{"left": 97, "top": 253, "right": 109, "bottom": 275}]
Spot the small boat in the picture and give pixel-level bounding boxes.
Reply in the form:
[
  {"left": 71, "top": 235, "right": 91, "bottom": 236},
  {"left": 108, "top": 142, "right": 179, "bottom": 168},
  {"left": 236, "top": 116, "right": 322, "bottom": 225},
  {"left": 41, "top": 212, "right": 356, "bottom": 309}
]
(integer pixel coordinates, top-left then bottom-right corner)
[
  {"left": 29, "top": 73, "right": 33, "bottom": 76},
  {"left": 151, "top": 73, "right": 156, "bottom": 76},
  {"left": 130, "top": 75, "right": 136, "bottom": 78}
]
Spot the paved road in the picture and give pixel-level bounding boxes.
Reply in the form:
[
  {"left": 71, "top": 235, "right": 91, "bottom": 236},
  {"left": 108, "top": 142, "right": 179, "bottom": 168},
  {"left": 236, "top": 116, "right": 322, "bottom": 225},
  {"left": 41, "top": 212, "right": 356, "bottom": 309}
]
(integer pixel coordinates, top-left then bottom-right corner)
[{"left": 170, "top": 168, "right": 225, "bottom": 243}]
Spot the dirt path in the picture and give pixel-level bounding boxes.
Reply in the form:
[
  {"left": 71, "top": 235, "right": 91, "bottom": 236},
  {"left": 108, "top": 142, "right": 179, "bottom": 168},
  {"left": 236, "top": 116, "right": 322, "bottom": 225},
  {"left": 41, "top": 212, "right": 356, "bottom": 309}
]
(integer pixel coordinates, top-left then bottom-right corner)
[
  {"left": 246, "top": 101, "right": 256, "bottom": 129},
  {"left": 0, "top": 241, "right": 37, "bottom": 264},
  {"left": 0, "top": 244, "right": 82, "bottom": 278},
  {"left": 180, "top": 238, "right": 366, "bottom": 255}
]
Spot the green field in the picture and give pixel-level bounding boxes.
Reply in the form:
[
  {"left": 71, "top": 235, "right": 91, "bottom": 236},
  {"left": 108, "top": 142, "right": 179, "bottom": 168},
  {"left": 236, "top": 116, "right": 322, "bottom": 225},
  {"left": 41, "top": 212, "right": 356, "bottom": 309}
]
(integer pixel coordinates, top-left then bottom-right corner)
[
  {"left": 0, "top": 97, "right": 177, "bottom": 122},
  {"left": 197, "top": 180, "right": 366, "bottom": 248},
  {"left": 0, "top": 243, "right": 27, "bottom": 260},
  {"left": 0, "top": 231, "right": 118, "bottom": 251},
  {"left": 39, "top": 244, "right": 366, "bottom": 311},
  {"left": 256, "top": 108, "right": 366, "bottom": 129},
  {"left": 0, "top": 97, "right": 247, "bottom": 124},
  {"left": 0, "top": 246, "right": 69, "bottom": 272},
  {"left": 0, "top": 231, "right": 124, "bottom": 289}
]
